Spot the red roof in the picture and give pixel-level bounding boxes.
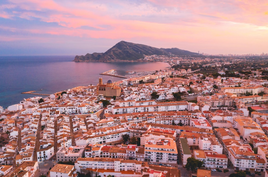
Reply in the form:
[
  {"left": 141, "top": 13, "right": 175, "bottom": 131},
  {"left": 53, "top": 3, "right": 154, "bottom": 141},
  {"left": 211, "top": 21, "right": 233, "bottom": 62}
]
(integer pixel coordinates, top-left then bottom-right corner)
[
  {"left": 251, "top": 106, "right": 265, "bottom": 110},
  {"left": 101, "top": 146, "right": 111, "bottom": 152}
]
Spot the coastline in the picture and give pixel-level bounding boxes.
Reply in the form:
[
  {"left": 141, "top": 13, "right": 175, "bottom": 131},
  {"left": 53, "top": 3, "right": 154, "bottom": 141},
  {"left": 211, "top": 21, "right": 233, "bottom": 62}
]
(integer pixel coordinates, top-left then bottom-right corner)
[
  {"left": 0, "top": 57, "right": 169, "bottom": 109},
  {"left": 73, "top": 60, "right": 156, "bottom": 63}
]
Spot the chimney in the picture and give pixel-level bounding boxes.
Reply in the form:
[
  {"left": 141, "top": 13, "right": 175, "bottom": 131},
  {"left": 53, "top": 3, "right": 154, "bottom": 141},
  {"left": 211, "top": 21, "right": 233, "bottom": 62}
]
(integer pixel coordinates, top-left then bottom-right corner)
[{"left": 99, "top": 78, "right": 103, "bottom": 85}]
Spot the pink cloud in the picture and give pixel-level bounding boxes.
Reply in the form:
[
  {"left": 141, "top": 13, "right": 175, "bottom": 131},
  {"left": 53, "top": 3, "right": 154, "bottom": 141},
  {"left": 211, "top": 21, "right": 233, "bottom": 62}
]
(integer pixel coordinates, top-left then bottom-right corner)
[
  {"left": 0, "top": 13, "right": 11, "bottom": 19},
  {"left": 1, "top": 0, "right": 268, "bottom": 54}
]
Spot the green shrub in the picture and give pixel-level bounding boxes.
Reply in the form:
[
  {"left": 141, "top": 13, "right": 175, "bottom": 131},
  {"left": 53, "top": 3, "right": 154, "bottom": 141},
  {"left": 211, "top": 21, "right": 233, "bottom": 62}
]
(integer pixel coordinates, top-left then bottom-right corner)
[{"left": 224, "top": 169, "right": 229, "bottom": 173}]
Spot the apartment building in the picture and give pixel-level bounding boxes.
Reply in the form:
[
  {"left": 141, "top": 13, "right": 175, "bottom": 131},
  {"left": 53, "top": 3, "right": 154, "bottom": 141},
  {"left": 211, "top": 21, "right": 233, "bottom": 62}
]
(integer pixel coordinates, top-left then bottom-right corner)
[
  {"left": 215, "top": 128, "right": 240, "bottom": 141},
  {"left": 144, "top": 137, "right": 178, "bottom": 164},
  {"left": 87, "top": 125, "right": 130, "bottom": 144},
  {"left": 111, "top": 101, "right": 188, "bottom": 114},
  {"left": 37, "top": 144, "right": 54, "bottom": 162},
  {"left": 227, "top": 145, "right": 265, "bottom": 171},
  {"left": 234, "top": 117, "right": 264, "bottom": 140},
  {"left": 147, "top": 123, "right": 214, "bottom": 135},
  {"left": 75, "top": 157, "right": 143, "bottom": 177},
  {"left": 257, "top": 145, "right": 268, "bottom": 169},
  {"left": 194, "top": 150, "right": 228, "bottom": 169},
  {"left": 221, "top": 86, "right": 264, "bottom": 95},
  {"left": 191, "top": 119, "right": 212, "bottom": 130},
  {"left": 199, "top": 136, "right": 223, "bottom": 154}
]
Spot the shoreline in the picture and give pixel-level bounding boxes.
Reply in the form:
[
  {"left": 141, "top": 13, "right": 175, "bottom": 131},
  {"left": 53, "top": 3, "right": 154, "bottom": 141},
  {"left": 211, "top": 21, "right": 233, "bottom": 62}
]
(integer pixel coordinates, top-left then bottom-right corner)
[
  {"left": 0, "top": 61, "right": 169, "bottom": 109},
  {"left": 73, "top": 60, "right": 157, "bottom": 63}
]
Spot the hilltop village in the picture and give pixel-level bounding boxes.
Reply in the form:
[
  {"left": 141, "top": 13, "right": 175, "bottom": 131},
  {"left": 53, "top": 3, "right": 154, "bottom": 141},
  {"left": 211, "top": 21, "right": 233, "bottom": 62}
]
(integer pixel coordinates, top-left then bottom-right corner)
[{"left": 1, "top": 60, "right": 268, "bottom": 177}]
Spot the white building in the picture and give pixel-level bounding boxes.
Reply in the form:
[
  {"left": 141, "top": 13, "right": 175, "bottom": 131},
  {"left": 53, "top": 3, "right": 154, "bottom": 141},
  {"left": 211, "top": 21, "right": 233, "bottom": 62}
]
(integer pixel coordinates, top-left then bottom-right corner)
[
  {"left": 144, "top": 137, "right": 177, "bottom": 164},
  {"left": 75, "top": 157, "right": 142, "bottom": 177},
  {"left": 7, "top": 104, "right": 23, "bottom": 112},
  {"left": 112, "top": 101, "right": 188, "bottom": 114},
  {"left": 87, "top": 125, "right": 130, "bottom": 145},
  {"left": 199, "top": 137, "right": 223, "bottom": 154},
  {"left": 194, "top": 150, "right": 228, "bottom": 169},
  {"left": 0, "top": 165, "right": 12, "bottom": 176},
  {"left": 37, "top": 144, "right": 54, "bottom": 162},
  {"left": 227, "top": 145, "right": 265, "bottom": 171}
]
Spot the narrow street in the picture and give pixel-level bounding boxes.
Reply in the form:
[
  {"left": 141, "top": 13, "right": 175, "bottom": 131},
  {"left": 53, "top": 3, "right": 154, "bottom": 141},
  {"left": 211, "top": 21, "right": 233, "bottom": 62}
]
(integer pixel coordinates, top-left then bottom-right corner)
[
  {"left": 69, "top": 116, "right": 76, "bottom": 146},
  {"left": 84, "top": 117, "right": 89, "bottom": 131},
  {"left": 33, "top": 114, "right": 42, "bottom": 161},
  {"left": 54, "top": 116, "right": 58, "bottom": 155}
]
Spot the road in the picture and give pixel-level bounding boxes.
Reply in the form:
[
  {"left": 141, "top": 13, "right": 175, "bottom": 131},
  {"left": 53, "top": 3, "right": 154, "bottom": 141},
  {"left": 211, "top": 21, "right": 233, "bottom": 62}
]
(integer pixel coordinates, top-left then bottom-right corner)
[
  {"left": 33, "top": 114, "right": 42, "bottom": 161},
  {"left": 69, "top": 116, "right": 76, "bottom": 146},
  {"left": 177, "top": 165, "right": 191, "bottom": 177},
  {"left": 54, "top": 117, "right": 58, "bottom": 155}
]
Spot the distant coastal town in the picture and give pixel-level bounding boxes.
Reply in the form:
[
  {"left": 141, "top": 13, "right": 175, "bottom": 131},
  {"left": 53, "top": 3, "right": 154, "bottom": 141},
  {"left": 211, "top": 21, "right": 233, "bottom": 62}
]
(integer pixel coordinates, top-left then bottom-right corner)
[{"left": 1, "top": 55, "right": 268, "bottom": 177}]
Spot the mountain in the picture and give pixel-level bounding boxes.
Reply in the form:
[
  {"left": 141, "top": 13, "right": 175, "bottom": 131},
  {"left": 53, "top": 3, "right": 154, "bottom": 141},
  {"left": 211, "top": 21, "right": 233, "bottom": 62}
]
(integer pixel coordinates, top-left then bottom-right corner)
[
  {"left": 74, "top": 41, "right": 199, "bottom": 62},
  {"left": 162, "top": 48, "right": 199, "bottom": 56}
]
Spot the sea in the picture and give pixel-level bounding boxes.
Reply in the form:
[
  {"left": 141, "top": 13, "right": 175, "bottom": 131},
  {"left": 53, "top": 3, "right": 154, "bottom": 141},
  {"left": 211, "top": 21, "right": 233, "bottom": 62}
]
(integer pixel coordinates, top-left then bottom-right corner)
[{"left": 0, "top": 56, "right": 169, "bottom": 108}]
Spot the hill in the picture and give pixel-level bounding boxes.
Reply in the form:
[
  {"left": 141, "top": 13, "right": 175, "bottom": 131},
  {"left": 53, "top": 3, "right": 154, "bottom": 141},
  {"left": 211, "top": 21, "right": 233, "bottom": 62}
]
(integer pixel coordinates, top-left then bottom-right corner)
[{"left": 74, "top": 41, "right": 199, "bottom": 62}]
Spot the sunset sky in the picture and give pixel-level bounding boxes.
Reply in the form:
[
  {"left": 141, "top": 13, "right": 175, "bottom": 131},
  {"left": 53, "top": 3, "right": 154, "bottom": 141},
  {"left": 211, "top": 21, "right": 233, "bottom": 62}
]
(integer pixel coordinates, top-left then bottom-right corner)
[{"left": 0, "top": 0, "right": 267, "bottom": 55}]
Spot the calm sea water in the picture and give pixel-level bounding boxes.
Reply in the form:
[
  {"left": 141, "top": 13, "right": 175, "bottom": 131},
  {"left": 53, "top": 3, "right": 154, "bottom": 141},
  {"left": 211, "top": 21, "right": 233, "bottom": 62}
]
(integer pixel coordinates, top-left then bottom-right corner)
[{"left": 0, "top": 56, "right": 169, "bottom": 108}]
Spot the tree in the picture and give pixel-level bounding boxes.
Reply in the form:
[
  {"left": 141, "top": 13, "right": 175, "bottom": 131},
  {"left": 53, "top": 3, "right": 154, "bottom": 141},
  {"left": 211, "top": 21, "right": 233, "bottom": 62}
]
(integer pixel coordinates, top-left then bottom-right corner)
[
  {"left": 229, "top": 171, "right": 246, "bottom": 177},
  {"left": 245, "top": 91, "right": 253, "bottom": 96},
  {"left": 189, "top": 81, "right": 193, "bottom": 86},
  {"left": 112, "top": 96, "right": 116, "bottom": 100},
  {"left": 41, "top": 125, "right": 45, "bottom": 130},
  {"left": 139, "top": 80, "right": 144, "bottom": 84},
  {"left": 185, "top": 157, "right": 203, "bottom": 172},
  {"left": 172, "top": 92, "right": 182, "bottom": 101},
  {"left": 248, "top": 107, "right": 256, "bottom": 116},
  {"left": 224, "top": 169, "right": 229, "bottom": 173},
  {"left": 188, "top": 87, "right": 194, "bottom": 94},
  {"left": 137, "top": 137, "right": 141, "bottom": 146},
  {"left": 258, "top": 91, "right": 265, "bottom": 96},
  {"left": 253, "top": 148, "right": 258, "bottom": 154},
  {"left": 213, "top": 85, "right": 218, "bottom": 89},
  {"left": 151, "top": 92, "right": 159, "bottom": 99},
  {"left": 58, "top": 161, "right": 74, "bottom": 165},
  {"left": 129, "top": 137, "right": 137, "bottom": 144},
  {"left": 99, "top": 100, "right": 111, "bottom": 108},
  {"left": 122, "top": 134, "right": 130, "bottom": 144},
  {"left": 61, "top": 91, "right": 67, "bottom": 96},
  {"left": 38, "top": 98, "right": 44, "bottom": 104}
]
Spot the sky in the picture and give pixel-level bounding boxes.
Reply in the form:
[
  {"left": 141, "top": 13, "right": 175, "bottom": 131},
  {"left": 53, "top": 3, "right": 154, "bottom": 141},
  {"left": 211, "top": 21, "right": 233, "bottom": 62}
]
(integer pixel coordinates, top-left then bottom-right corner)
[{"left": 0, "top": 0, "right": 267, "bottom": 55}]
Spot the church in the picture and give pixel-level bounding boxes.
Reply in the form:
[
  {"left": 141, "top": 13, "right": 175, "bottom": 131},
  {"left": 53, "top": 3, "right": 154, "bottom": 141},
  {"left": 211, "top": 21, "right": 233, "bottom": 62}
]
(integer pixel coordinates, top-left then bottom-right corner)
[{"left": 97, "top": 78, "right": 121, "bottom": 97}]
